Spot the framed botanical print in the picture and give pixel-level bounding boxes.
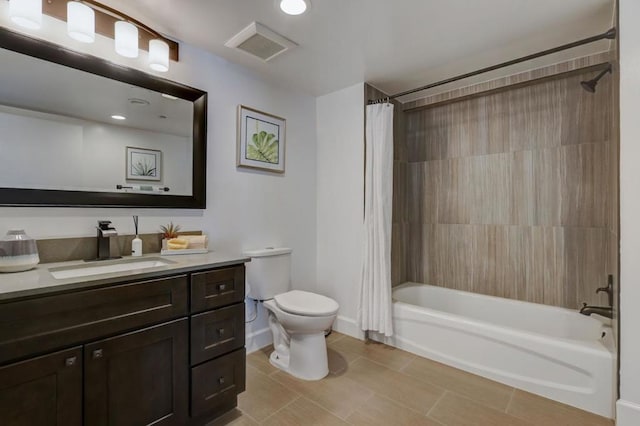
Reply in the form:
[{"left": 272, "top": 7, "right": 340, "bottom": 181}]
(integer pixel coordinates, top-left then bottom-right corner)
[{"left": 237, "top": 105, "right": 286, "bottom": 173}]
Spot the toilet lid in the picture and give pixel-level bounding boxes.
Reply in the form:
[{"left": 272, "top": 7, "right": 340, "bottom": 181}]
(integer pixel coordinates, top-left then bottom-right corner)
[{"left": 274, "top": 290, "right": 339, "bottom": 317}]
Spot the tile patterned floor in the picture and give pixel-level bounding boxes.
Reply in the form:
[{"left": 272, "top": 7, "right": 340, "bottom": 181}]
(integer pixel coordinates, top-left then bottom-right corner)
[{"left": 208, "top": 332, "right": 614, "bottom": 426}]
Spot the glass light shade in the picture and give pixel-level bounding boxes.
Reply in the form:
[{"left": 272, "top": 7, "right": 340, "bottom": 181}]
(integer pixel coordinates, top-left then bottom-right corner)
[
  {"left": 149, "top": 39, "right": 170, "bottom": 72},
  {"left": 67, "top": 2, "right": 95, "bottom": 43},
  {"left": 280, "top": 0, "right": 307, "bottom": 15},
  {"left": 114, "top": 21, "right": 138, "bottom": 58},
  {"left": 9, "top": 0, "right": 42, "bottom": 30}
]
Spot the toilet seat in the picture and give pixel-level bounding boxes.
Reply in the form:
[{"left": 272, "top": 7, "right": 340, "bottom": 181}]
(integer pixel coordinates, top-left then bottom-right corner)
[{"left": 274, "top": 290, "right": 339, "bottom": 317}]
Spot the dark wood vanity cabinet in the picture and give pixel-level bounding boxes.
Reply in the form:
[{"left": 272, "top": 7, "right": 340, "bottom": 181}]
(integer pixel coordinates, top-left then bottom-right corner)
[
  {"left": 84, "top": 319, "right": 189, "bottom": 426},
  {"left": 0, "top": 346, "right": 83, "bottom": 426},
  {"left": 0, "top": 263, "right": 247, "bottom": 426}
]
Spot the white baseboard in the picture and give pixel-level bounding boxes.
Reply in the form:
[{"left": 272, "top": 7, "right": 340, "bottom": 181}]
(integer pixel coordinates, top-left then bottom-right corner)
[
  {"left": 617, "top": 399, "right": 640, "bottom": 425},
  {"left": 245, "top": 327, "right": 272, "bottom": 354},
  {"left": 333, "top": 315, "right": 366, "bottom": 340}
]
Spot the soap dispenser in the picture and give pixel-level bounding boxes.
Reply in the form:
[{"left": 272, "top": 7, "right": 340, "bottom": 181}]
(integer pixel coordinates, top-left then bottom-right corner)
[{"left": 132, "top": 216, "right": 142, "bottom": 257}]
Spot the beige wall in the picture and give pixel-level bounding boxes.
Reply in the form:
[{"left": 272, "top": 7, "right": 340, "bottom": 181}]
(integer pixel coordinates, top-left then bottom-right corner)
[{"left": 399, "top": 62, "right": 617, "bottom": 309}]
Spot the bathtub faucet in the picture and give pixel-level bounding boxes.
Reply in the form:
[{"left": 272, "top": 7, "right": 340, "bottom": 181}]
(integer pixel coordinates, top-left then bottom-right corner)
[
  {"left": 579, "top": 304, "right": 613, "bottom": 319},
  {"left": 579, "top": 275, "right": 614, "bottom": 319}
]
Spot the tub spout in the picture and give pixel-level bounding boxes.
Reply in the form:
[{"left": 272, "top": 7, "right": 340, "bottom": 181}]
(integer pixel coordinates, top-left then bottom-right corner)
[{"left": 579, "top": 304, "right": 613, "bottom": 319}]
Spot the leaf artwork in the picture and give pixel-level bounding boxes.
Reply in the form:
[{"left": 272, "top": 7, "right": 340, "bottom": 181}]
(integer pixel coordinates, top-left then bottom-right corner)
[
  {"left": 132, "top": 160, "right": 156, "bottom": 176},
  {"left": 247, "top": 119, "right": 279, "bottom": 164}
]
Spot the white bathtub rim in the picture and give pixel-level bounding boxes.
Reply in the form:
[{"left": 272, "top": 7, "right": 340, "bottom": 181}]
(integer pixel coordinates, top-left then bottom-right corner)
[
  {"left": 394, "top": 281, "right": 613, "bottom": 328},
  {"left": 393, "top": 300, "right": 614, "bottom": 358}
]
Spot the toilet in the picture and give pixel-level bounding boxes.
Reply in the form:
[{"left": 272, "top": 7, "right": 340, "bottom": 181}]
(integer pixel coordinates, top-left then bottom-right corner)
[{"left": 245, "top": 247, "right": 339, "bottom": 380}]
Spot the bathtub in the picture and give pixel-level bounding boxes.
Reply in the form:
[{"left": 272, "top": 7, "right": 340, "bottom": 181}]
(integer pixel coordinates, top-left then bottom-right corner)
[{"left": 384, "top": 283, "right": 616, "bottom": 418}]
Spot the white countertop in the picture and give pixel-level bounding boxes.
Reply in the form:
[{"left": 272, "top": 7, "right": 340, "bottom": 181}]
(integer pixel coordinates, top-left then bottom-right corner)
[{"left": 0, "top": 251, "right": 250, "bottom": 302}]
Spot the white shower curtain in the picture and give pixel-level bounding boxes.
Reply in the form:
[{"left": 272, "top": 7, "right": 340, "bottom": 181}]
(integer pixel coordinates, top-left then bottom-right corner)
[{"left": 358, "top": 102, "right": 395, "bottom": 337}]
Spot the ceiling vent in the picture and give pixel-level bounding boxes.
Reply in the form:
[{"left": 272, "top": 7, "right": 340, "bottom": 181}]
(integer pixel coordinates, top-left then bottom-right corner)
[{"left": 225, "top": 22, "right": 297, "bottom": 62}]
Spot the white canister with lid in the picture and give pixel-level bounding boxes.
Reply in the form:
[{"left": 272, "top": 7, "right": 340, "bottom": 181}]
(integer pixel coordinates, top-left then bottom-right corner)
[{"left": 0, "top": 229, "right": 40, "bottom": 273}]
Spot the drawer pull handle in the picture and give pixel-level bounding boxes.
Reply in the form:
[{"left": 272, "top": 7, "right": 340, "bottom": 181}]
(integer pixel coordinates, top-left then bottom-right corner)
[
  {"left": 65, "top": 356, "right": 77, "bottom": 367},
  {"left": 92, "top": 349, "right": 103, "bottom": 359},
  {"left": 218, "top": 328, "right": 225, "bottom": 336},
  {"left": 218, "top": 377, "right": 225, "bottom": 385},
  {"left": 218, "top": 284, "right": 227, "bottom": 291}
]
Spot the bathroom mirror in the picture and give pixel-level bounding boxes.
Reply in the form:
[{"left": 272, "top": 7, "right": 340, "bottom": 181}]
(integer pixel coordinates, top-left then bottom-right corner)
[{"left": 0, "top": 27, "right": 207, "bottom": 208}]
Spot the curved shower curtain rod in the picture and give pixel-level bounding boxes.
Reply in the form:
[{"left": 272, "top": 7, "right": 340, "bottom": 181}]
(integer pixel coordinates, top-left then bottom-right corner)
[{"left": 368, "top": 27, "right": 617, "bottom": 104}]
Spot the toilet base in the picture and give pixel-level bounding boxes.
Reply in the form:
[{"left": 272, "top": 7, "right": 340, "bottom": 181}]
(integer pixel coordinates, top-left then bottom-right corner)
[
  {"left": 268, "top": 332, "right": 329, "bottom": 381},
  {"left": 269, "top": 350, "right": 289, "bottom": 371}
]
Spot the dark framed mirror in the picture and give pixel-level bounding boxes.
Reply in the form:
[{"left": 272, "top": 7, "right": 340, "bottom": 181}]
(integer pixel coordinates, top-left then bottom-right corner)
[{"left": 0, "top": 27, "right": 207, "bottom": 209}]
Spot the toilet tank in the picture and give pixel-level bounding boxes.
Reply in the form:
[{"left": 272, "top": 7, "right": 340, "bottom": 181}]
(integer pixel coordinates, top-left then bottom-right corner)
[{"left": 244, "top": 247, "right": 292, "bottom": 300}]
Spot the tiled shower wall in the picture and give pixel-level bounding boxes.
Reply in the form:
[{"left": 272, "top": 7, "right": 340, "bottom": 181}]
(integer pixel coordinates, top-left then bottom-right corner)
[{"left": 398, "top": 64, "right": 617, "bottom": 308}]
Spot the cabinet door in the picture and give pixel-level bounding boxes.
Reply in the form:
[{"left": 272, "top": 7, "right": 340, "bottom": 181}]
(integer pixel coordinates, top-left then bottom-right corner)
[
  {"left": 84, "top": 319, "right": 188, "bottom": 426},
  {"left": 0, "top": 346, "right": 82, "bottom": 426}
]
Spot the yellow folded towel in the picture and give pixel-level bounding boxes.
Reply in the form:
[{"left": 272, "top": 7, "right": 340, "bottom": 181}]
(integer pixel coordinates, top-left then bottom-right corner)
[
  {"left": 178, "top": 235, "right": 208, "bottom": 250},
  {"left": 167, "top": 238, "right": 189, "bottom": 250}
]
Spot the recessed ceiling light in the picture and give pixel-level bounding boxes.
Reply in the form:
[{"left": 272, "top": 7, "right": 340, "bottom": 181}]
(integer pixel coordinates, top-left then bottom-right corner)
[
  {"left": 279, "top": 0, "right": 309, "bottom": 15},
  {"left": 111, "top": 114, "right": 126, "bottom": 120},
  {"left": 161, "top": 93, "right": 179, "bottom": 100}
]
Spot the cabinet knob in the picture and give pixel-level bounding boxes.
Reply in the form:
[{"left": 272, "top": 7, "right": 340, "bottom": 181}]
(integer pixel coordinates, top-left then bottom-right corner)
[
  {"left": 218, "top": 377, "right": 225, "bottom": 385},
  {"left": 218, "top": 328, "right": 225, "bottom": 336},
  {"left": 218, "top": 284, "right": 227, "bottom": 291},
  {"left": 65, "top": 356, "right": 77, "bottom": 367},
  {"left": 92, "top": 349, "right": 103, "bottom": 359}
]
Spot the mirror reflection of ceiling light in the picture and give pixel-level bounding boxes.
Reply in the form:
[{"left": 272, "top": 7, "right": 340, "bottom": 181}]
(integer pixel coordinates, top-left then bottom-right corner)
[
  {"left": 279, "top": 0, "right": 309, "bottom": 15},
  {"left": 111, "top": 114, "right": 126, "bottom": 120},
  {"left": 9, "top": 0, "right": 42, "bottom": 30},
  {"left": 67, "top": 2, "right": 95, "bottom": 43}
]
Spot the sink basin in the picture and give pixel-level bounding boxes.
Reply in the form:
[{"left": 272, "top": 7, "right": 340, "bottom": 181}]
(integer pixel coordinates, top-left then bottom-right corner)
[{"left": 49, "top": 257, "right": 176, "bottom": 280}]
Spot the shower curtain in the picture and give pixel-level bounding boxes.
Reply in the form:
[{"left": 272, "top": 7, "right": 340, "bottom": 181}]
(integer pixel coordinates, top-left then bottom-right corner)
[{"left": 358, "top": 102, "right": 395, "bottom": 337}]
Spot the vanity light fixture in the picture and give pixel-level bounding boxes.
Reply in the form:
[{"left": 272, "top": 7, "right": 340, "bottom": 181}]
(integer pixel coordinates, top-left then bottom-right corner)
[
  {"left": 111, "top": 114, "right": 126, "bottom": 120},
  {"left": 114, "top": 21, "right": 138, "bottom": 58},
  {"left": 279, "top": 0, "right": 309, "bottom": 15},
  {"left": 149, "top": 39, "right": 170, "bottom": 72},
  {"left": 9, "top": 0, "right": 42, "bottom": 30},
  {"left": 5, "top": 0, "right": 177, "bottom": 72},
  {"left": 67, "top": 1, "right": 95, "bottom": 43}
]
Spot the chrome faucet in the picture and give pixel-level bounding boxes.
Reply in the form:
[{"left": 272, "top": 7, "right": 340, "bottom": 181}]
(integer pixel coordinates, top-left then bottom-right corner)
[
  {"left": 96, "top": 220, "right": 119, "bottom": 261},
  {"left": 579, "top": 275, "right": 614, "bottom": 319}
]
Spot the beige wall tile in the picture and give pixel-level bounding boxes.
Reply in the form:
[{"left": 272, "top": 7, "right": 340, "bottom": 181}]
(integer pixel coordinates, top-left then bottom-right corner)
[
  {"left": 565, "top": 227, "right": 608, "bottom": 307},
  {"left": 399, "top": 60, "right": 616, "bottom": 309}
]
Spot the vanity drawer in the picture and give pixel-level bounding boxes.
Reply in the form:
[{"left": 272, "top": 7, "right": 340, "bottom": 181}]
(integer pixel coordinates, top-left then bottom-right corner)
[
  {"left": 191, "top": 303, "right": 245, "bottom": 365},
  {"left": 191, "top": 266, "right": 245, "bottom": 313},
  {"left": 0, "top": 275, "right": 188, "bottom": 365},
  {"left": 191, "top": 348, "right": 246, "bottom": 419}
]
